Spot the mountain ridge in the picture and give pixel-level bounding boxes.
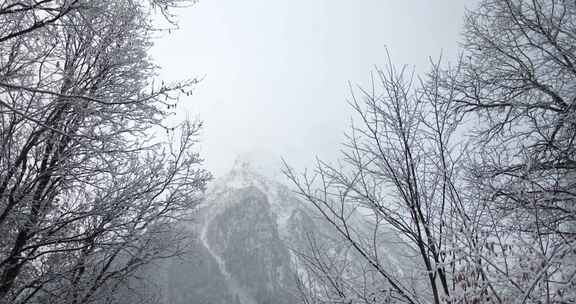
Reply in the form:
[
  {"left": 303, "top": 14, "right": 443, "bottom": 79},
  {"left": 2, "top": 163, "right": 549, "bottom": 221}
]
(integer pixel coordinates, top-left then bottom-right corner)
[{"left": 133, "top": 159, "right": 413, "bottom": 304}]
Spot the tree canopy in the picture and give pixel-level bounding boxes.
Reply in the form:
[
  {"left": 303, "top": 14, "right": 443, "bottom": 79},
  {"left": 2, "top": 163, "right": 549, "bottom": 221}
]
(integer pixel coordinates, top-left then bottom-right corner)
[
  {"left": 285, "top": 1, "right": 576, "bottom": 303},
  {"left": 0, "top": 1, "right": 210, "bottom": 303}
]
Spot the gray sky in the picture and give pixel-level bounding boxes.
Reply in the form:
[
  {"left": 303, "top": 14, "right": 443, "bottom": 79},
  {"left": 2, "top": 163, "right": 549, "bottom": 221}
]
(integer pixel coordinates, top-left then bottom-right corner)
[{"left": 151, "top": 0, "right": 471, "bottom": 178}]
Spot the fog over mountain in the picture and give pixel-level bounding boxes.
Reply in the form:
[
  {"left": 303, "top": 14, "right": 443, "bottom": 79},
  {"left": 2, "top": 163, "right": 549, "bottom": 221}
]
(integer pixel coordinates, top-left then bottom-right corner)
[
  {"left": 2, "top": 1, "right": 574, "bottom": 304},
  {"left": 128, "top": 158, "right": 413, "bottom": 304},
  {"left": 151, "top": 0, "right": 468, "bottom": 177}
]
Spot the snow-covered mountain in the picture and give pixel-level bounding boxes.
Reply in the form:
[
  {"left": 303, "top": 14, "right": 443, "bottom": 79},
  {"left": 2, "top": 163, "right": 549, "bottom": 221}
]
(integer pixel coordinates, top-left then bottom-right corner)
[
  {"left": 136, "top": 158, "right": 413, "bottom": 304},
  {"left": 143, "top": 159, "right": 317, "bottom": 304}
]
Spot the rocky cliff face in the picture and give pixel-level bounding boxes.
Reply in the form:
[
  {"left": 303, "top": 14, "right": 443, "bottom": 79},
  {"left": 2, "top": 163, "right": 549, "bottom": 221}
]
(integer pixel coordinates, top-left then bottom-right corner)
[
  {"left": 203, "top": 187, "right": 296, "bottom": 304},
  {"left": 151, "top": 160, "right": 318, "bottom": 304},
  {"left": 140, "top": 159, "right": 412, "bottom": 304}
]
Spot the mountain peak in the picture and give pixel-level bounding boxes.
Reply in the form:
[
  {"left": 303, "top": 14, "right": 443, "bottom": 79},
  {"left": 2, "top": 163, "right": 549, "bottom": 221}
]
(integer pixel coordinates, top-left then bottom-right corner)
[
  {"left": 207, "top": 154, "right": 310, "bottom": 235},
  {"left": 230, "top": 155, "right": 255, "bottom": 173},
  {"left": 225, "top": 151, "right": 284, "bottom": 181},
  {"left": 208, "top": 154, "right": 270, "bottom": 198}
]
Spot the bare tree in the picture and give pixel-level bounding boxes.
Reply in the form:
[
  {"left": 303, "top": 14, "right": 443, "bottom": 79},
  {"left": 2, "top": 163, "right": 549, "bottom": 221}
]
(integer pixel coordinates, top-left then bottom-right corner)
[
  {"left": 0, "top": 0, "right": 82, "bottom": 43},
  {"left": 442, "top": 0, "right": 576, "bottom": 302},
  {"left": 0, "top": 0, "right": 190, "bottom": 43},
  {"left": 285, "top": 1, "right": 576, "bottom": 304},
  {"left": 284, "top": 55, "right": 468, "bottom": 304},
  {"left": 0, "top": 1, "right": 210, "bottom": 303}
]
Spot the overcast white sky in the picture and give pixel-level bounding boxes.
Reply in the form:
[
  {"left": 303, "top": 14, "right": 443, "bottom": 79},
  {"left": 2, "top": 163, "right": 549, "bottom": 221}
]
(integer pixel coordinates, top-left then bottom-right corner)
[{"left": 151, "top": 0, "right": 472, "bottom": 178}]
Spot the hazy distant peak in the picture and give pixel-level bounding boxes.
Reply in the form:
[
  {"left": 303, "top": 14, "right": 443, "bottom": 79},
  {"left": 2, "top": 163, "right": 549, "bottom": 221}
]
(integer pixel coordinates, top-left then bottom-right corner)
[
  {"left": 206, "top": 155, "right": 312, "bottom": 233},
  {"left": 207, "top": 154, "right": 270, "bottom": 199},
  {"left": 221, "top": 153, "right": 279, "bottom": 192},
  {"left": 230, "top": 154, "right": 255, "bottom": 173},
  {"left": 225, "top": 151, "right": 284, "bottom": 180}
]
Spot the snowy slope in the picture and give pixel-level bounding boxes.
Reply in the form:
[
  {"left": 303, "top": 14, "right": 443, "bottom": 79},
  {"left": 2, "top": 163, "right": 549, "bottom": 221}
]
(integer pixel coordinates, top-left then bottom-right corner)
[
  {"left": 205, "top": 157, "right": 313, "bottom": 240},
  {"left": 147, "top": 157, "right": 415, "bottom": 304}
]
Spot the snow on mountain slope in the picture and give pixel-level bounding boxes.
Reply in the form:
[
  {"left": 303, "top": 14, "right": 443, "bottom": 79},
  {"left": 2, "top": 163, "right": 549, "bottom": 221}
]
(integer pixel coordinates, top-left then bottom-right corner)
[
  {"left": 206, "top": 157, "right": 311, "bottom": 240},
  {"left": 199, "top": 207, "right": 258, "bottom": 304},
  {"left": 144, "top": 156, "right": 416, "bottom": 304}
]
